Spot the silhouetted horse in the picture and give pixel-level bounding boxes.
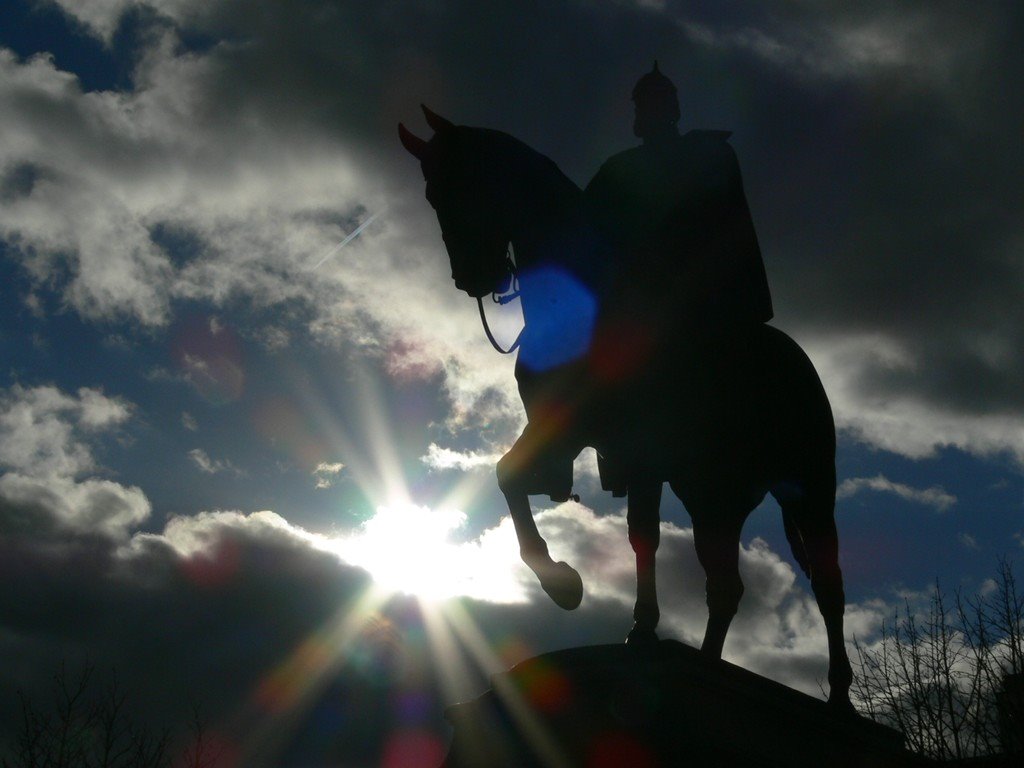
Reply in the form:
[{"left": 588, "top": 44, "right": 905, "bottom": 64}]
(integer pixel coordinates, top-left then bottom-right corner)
[{"left": 400, "top": 107, "right": 853, "bottom": 706}]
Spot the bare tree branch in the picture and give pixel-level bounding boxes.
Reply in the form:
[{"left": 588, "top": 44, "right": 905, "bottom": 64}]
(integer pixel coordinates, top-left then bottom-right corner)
[
  {"left": 851, "top": 559, "right": 1024, "bottom": 761},
  {"left": 2, "top": 663, "right": 217, "bottom": 768}
]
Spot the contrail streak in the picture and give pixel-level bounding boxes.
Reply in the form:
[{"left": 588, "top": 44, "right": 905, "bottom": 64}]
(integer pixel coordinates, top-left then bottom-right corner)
[{"left": 310, "top": 207, "right": 386, "bottom": 270}]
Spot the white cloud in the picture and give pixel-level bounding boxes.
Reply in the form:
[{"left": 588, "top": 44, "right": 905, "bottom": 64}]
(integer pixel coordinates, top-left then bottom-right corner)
[
  {"left": 152, "top": 508, "right": 316, "bottom": 558},
  {"left": 573, "top": 447, "right": 602, "bottom": 484},
  {"left": 187, "top": 447, "right": 237, "bottom": 475},
  {"left": 675, "top": 4, "right": 982, "bottom": 86},
  {"left": 187, "top": 448, "right": 212, "bottom": 472},
  {"left": 126, "top": 482, "right": 885, "bottom": 697},
  {"left": 312, "top": 461, "right": 345, "bottom": 489},
  {"left": 0, "top": 385, "right": 149, "bottom": 539},
  {"left": 45, "top": 1, "right": 144, "bottom": 42},
  {"left": 837, "top": 473, "right": 956, "bottom": 512},
  {"left": 958, "top": 532, "right": 979, "bottom": 550},
  {"left": 0, "top": 27, "right": 523, "bottom": 442},
  {"left": 250, "top": 324, "right": 291, "bottom": 351},
  {"left": 314, "top": 495, "right": 867, "bottom": 694},
  {"left": 0, "top": 385, "right": 130, "bottom": 477},
  {"left": 421, "top": 445, "right": 601, "bottom": 496},
  {"left": 0, "top": 386, "right": 91, "bottom": 478},
  {"left": 77, "top": 386, "right": 133, "bottom": 429},
  {"left": 806, "top": 333, "right": 1024, "bottom": 464},
  {"left": 0, "top": 473, "right": 150, "bottom": 539},
  {"left": 0, "top": 50, "right": 173, "bottom": 324},
  {"left": 421, "top": 443, "right": 501, "bottom": 472},
  {"left": 143, "top": 494, "right": 867, "bottom": 696},
  {"left": 528, "top": 502, "right": 887, "bottom": 697},
  {"left": 128, "top": 500, "right": 528, "bottom": 605}
]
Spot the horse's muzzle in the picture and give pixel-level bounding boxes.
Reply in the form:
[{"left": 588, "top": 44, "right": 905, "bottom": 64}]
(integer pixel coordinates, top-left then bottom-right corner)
[{"left": 454, "top": 276, "right": 492, "bottom": 298}]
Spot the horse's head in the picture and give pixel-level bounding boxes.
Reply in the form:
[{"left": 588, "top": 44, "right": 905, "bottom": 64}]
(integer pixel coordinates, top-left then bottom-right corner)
[{"left": 399, "top": 106, "right": 514, "bottom": 298}]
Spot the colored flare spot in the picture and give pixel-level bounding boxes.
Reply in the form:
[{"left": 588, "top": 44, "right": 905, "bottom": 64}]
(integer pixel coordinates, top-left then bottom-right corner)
[
  {"left": 518, "top": 660, "right": 573, "bottom": 714},
  {"left": 589, "top": 319, "right": 656, "bottom": 383},
  {"left": 586, "top": 729, "right": 656, "bottom": 768},
  {"left": 180, "top": 538, "right": 240, "bottom": 588},
  {"left": 171, "top": 316, "right": 245, "bottom": 405},
  {"left": 254, "top": 669, "right": 300, "bottom": 715},
  {"left": 496, "top": 636, "right": 532, "bottom": 668},
  {"left": 518, "top": 265, "right": 597, "bottom": 372},
  {"left": 253, "top": 635, "right": 332, "bottom": 714},
  {"left": 173, "top": 732, "right": 238, "bottom": 768},
  {"left": 250, "top": 396, "right": 329, "bottom": 470},
  {"left": 381, "top": 728, "right": 445, "bottom": 768},
  {"left": 349, "top": 618, "right": 403, "bottom": 684},
  {"left": 395, "top": 690, "right": 433, "bottom": 724}
]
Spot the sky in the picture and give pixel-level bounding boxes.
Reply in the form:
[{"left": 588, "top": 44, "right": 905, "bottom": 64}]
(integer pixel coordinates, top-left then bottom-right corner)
[{"left": 1, "top": 0, "right": 1022, "bottom": 764}]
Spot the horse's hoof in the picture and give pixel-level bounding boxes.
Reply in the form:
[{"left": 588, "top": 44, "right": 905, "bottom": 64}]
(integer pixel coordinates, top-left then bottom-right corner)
[
  {"left": 625, "top": 625, "right": 659, "bottom": 648},
  {"left": 539, "top": 561, "right": 583, "bottom": 610}
]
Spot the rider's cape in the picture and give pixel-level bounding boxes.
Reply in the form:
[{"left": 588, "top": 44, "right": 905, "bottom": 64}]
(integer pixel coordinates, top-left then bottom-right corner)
[
  {"left": 584, "top": 129, "right": 772, "bottom": 335},
  {"left": 508, "top": 130, "right": 773, "bottom": 500},
  {"left": 580, "top": 129, "right": 773, "bottom": 495}
]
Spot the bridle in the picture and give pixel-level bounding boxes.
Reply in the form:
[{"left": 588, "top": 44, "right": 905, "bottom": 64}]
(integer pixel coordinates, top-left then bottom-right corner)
[{"left": 476, "top": 246, "right": 523, "bottom": 354}]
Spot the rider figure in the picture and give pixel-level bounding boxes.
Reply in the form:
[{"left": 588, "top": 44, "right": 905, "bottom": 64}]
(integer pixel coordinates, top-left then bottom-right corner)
[
  {"left": 497, "top": 64, "right": 775, "bottom": 502},
  {"left": 584, "top": 62, "right": 774, "bottom": 493},
  {"left": 586, "top": 61, "right": 771, "bottom": 349}
]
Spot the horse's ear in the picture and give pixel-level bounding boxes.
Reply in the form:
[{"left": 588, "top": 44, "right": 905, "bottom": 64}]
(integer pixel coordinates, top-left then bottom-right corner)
[
  {"left": 421, "top": 104, "right": 454, "bottom": 133},
  {"left": 398, "top": 122, "right": 427, "bottom": 159}
]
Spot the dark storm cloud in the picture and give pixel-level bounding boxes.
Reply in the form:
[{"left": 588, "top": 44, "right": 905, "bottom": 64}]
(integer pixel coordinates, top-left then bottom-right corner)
[
  {"left": 9, "top": 0, "right": 1024, "bottom": 460},
  {"left": 0, "top": 510, "right": 406, "bottom": 764},
  {"left": 654, "top": 1, "right": 1024, "bottom": 451},
  {"left": 26, "top": 0, "right": 1022, "bottom": 456},
  {"left": 631, "top": 1, "right": 1024, "bottom": 420}
]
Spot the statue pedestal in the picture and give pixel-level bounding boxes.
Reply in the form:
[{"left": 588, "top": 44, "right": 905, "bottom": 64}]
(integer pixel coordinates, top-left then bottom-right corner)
[{"left": 442, "top": 640, "right": 917, "bottom": 767}]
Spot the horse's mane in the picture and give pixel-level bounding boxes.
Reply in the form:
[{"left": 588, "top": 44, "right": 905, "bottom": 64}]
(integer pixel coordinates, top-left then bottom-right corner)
[{"left": 454, "top": 126, "right": 581, "bottom": 204}]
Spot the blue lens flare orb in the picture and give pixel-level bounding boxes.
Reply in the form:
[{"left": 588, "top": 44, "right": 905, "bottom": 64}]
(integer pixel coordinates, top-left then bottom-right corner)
[{"left": 517, "top": 264, "right": 597, "bottom": 372}]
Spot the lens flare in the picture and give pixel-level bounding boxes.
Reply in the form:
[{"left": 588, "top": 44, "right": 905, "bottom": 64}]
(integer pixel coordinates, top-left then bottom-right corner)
[
  {"left": 330, "top": 501, "right": 525, "bottom": 603},
  {"left": 381, "top": 728, "right": 446, "bottom": 768},
  {"left": 518, "top": 265, "right": 598, "bottom": 372},
  {"left": 171, "top": 316, "right": 245, "bottom": 404}
]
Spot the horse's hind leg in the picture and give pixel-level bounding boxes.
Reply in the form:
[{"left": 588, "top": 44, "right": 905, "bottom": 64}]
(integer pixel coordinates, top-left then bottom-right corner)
[
  {"left": 626, "top": 482, "right": 662, "bottom": 644},
  {"left": 687, "top": 502, "right": 747, "bottom": 659},
  {"left": 778, "top": 489, "right": 853, "bottom": 708}
]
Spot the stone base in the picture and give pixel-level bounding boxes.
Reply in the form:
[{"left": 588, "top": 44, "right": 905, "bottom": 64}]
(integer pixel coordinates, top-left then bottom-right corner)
[{"left": 442, "top": 640, "right": 918, "bottom": 767}]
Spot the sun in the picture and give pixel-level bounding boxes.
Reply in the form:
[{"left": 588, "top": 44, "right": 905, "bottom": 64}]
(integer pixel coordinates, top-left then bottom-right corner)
[
  {"left": 286, "top": 363, "right": 524, "bottom": 605},
  {"left": 330, "top": 500, "right": 524, "bottom": 604}
]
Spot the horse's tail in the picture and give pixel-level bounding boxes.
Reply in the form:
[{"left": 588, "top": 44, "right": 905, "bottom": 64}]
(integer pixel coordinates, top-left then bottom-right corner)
[{"left": 782, "top": 508, "right": 811, "bottom": 579}]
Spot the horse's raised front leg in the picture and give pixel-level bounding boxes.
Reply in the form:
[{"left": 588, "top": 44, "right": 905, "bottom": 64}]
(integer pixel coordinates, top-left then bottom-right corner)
[
  {"left": 496, "top": 440, "right": 582, "bottom": 611},
  {"left": 626, "top": 482, "right": 662, "bottom": 645}
]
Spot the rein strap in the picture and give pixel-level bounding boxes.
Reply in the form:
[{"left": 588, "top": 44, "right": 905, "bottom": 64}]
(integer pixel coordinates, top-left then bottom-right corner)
[{"left": 477, "top": 295, "right": 522, "bottom": 354}]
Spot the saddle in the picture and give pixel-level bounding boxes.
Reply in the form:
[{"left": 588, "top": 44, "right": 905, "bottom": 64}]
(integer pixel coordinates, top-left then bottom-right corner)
[{"left": 514, "top": 322, "right": 767, "bottom": 500}]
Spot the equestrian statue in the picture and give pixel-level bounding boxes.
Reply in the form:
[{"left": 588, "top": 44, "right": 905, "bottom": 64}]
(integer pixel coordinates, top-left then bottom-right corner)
[{"left": 398, "top": 63, "right": 853, "bottom": 708}]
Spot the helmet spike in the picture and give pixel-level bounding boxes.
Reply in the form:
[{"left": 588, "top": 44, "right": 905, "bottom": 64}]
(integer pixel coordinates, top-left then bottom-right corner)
[{"left": 631, "top": 61, "right": 677, "bottom": 102}]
